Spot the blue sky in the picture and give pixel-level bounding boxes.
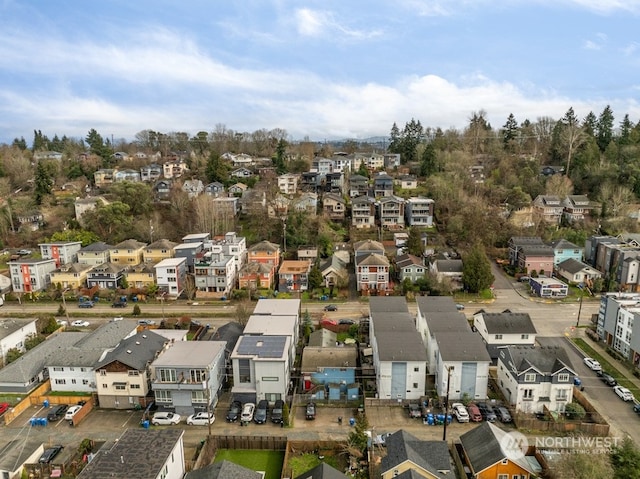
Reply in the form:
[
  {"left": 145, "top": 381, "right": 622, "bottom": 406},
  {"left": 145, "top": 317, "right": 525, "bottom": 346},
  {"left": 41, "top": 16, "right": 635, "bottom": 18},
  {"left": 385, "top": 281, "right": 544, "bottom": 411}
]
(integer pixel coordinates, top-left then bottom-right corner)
[{"left": 1, "top": 0, "right": 639, "bottom": 144}]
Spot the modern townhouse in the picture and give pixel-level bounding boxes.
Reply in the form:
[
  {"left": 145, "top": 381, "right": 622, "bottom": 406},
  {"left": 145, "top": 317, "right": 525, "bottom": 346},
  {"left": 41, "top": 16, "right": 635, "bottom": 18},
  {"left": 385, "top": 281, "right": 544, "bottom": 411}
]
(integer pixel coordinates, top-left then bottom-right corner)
[
  {"left": 155, "top": 257, "right": 187, "bottom": 298},
  {"left": 348, "top": 174, "right": 369, "bottom": 198},
  {"left": 38, "top": 241, "right": 82, "bottom": 268},
  {"left": 324, "top": 172, "right": 344, "bottom": 193},
  {"left": 322, "top": 192, "right": 346, "bottom": 221},
  {"left": 351, "top": 195, "right": 376, "bottom": 228},
  {"left": 194, "top": 252, "right": 235, "bottom": 296},
  {"left": 496, "top": 345, "right": 577, "bottom": 414},
  {"left": 354, "top": 239, "right": 389, "bottom": 293},
  {"left": 9, "top": 258, "right": 56, "bottom": 293},
  {"left": 405, "top": 197, "right": 435, "bottom": 227},
  {"left": 373, "top": 172, "right": 394, "bottom": 197},
  {"left": 377, "top": 195, "right": 405, "bottom": 228},
  {"left": 151, "top": 341, "right": 227, "bottom": 415},
  {"left": 300, "top": 171, "right": 321, "bottom": 193},
  {"left": 154, "top": 179, "right": 172, "bottom": 200},
  {"left": 597, "top": 292, "right": 640, "bottom": 361},
  {"left": 173, "top": 241, "right": 205, "bottom": 274}
]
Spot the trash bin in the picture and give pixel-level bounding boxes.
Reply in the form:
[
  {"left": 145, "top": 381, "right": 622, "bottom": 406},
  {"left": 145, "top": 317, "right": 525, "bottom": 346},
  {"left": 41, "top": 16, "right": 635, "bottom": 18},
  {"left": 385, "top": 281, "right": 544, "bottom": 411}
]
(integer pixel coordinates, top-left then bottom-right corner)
[
  {"left": 141, "top": 420, "right": 150, "bottom": 429},
  {"left": 43, "top": 399, "right": 49, "bottom": 408},
  {"left": 349, "top": 417, "right": 355, "bottom": 426}
]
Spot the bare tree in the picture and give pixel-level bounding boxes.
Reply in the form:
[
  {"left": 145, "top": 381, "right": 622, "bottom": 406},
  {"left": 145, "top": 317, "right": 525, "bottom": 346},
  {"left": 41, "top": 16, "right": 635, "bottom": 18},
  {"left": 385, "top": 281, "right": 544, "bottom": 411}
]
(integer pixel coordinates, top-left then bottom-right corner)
[
  {"left": 234, "top": 300, "right": 252, "bottom": 327},
  {"left": 545, "top": 175, "right": 574, "bottom": 198}
]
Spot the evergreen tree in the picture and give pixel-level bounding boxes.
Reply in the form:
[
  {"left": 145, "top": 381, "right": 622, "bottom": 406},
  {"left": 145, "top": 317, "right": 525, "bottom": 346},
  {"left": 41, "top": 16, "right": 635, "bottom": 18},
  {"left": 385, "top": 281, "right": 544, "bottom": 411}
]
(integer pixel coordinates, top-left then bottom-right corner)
[
  {"left": 85, "top": 128, "right": 112, "bottom": 163},
  {"left": 405, "top": 228, "right": 423, "bottom": 256},
  {"left": 12, "top": 137, "right": 27, "bottom": 150},
  {"left": 462, "top": 243, "right": 494, "bottom": 293},
  {"left": 596, "top": 105, "right": 615, "bottom": 153},
  {"left": 610, "top": 437, "right": 640, "bottom": 479},
  {"left": 619, "top": 114, "right": 633, "bottom": 146},
  {"left": 273, "top": 138, "right": 288, "bottom": 174},
  {"left": 582, "top": 111, "right": 597, "bottom": 135},
  {"left": 419, "top": 142, "right": 438, "bottom": 177},
  {"left": 502, "top": 113, "right": 519, "bottom": 151},
  {"left": 308, "top": 263, "right": 324, "bottom": 291},
  {"left": 388, "top": 122, "right": 401, "bottom": 153},
  {"left": 34, "top": 161, "right": 53, "bottom": 205}
]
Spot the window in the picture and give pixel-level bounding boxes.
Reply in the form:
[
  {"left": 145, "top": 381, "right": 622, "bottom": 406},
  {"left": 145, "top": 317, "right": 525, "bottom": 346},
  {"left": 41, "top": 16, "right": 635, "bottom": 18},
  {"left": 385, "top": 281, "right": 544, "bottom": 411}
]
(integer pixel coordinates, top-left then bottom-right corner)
[
  {"left": 53, "top": 367, "right": 64, "bottom": 371},
  {"left": 414, "top": 367, "right": 420, "bottom": 372},
  {"left": 238, "top": 359, "right": 251, "bottom": 383},
  {"left": 115, "top": 383, "right": 126, "bottom": 391},
  {"left": 131, "top": 384, "right": 141, "bottom": 389},
  {"left": 413, "top": 383, "right": 418, "bottom": 388},
  {"left": 521, "top": 334, "right": 529, "bottom": 340},
  {"left": 556, "top": 389, "right": 568, "bottom": 400},
  {"left": 102, "top": 384, "right": 107, "bottom": 389},
  {"left": 99, "top": 370, "right": 107, "bottom": 376},
  {"left": 80, "top": 368, "right": 86, "bottom": 372},
  {"left": 498, "top": 474, "right": 509, "bottom": 479},
  {"left": 82, "top": 379, "right": 88, "bottom": 385},
  {"left": 261, "top": 377, "right": 278, "bottom": 381},
  {"left": 71, "top": 379, "right": 77, "bottom": 384},
  {"left": 523, "top": 389, "right": 534, "bottom": 400},
  {"left": 495, "top": 334, "right": 503, "bottom": 340},
  {"left": 55, "top": 379, "right": 66, "bottom": 385},
  {"left": 155, "top": 390, "right": 173, "bottom": 403},
  {"left": 192, "top": 390, "right": 206, "bottom": 403},
  {"left": 158, "top": 369, "right": 177, "bottom": 383},
  {"left": 190, "top": 369, "right": 206, "bottom": 383},
  {"left": 128, "top": 370, "right": 139, "bottom": 376},
  {"left": 557, "top": 373, "right": 570, "bottom": 382},
  {"left": 524, "top": 373, "right": 536, "bottom": 382}
]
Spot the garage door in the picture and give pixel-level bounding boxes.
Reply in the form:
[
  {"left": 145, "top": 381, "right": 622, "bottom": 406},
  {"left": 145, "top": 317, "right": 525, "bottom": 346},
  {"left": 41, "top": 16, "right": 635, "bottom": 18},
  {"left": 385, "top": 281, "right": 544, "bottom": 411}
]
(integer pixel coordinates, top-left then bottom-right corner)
[
  {"left": 460, "top": 362, "right": 477, "bottom": 397},
  {"left": 391, "top": 362, "right": 407, "bottom": 399}
]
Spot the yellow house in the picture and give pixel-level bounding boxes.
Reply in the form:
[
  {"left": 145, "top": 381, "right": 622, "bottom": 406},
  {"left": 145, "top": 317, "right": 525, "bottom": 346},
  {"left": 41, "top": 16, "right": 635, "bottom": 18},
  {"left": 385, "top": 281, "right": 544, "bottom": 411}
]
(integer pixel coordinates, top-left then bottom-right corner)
[
  {"left": 380, "top": 430, "right": 451, "bottom": 479},
  {"left": 110, "top": 239, "right": 147, "bottom": 266},
  {"left": 143, "top": 239, "right": 177, "bottom": 264},
  {"left": 49, "top": 263, "right": 94, "bottom": 289},
  {"left": 125, "top": 263, "right": 157, "bottom": 290}
]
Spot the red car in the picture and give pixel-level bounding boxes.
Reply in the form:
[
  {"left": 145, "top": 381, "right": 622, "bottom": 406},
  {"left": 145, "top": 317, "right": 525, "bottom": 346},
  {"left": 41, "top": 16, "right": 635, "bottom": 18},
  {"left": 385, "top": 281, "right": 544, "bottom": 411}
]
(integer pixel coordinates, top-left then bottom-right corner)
[
  {"left": 320, "top": 319, "right": 337, "bottom": 328},
  {"left": 0, "top": 402, "right": 10, "bottom": 415}
]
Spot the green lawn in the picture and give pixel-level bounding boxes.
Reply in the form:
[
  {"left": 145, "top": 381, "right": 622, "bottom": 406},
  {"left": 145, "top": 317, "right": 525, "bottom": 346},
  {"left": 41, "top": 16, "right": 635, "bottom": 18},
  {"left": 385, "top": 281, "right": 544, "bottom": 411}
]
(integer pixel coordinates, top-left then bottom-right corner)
[
  {"left": 572, "top": 338, "right": 640, "bottom": 396},
  {"left": 214, "top": 449, "right": 284, "bottom": 479}
]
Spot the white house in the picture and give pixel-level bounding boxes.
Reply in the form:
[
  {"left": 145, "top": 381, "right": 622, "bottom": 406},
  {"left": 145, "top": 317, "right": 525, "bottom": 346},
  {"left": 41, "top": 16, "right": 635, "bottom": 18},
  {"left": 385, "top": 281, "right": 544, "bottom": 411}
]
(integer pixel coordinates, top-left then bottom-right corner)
[
  {"left": 154, "top": 257, "right": 187, "bottom": 298},
  {"left": 369, "top": 297, "right": 427, "bottom": 400},
  {"left": 0, "top": 318, "right": 38, "bottom": 365},
  {"left": 77, "top": 429, "right": 185, "bottom": 479},
  {"left": 497, "top": 345, "right": 577, "bottom": 414},
  {"left": 472, "top": 310, "right": 537, "bottom": 363}
]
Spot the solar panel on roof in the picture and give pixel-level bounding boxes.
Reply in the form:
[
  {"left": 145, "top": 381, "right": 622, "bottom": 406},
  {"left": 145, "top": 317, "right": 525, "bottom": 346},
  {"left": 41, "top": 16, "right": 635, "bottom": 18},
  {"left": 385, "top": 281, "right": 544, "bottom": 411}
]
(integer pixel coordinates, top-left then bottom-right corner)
[{"left": 237, "top": 336, "right": 287, "bottom": 358}]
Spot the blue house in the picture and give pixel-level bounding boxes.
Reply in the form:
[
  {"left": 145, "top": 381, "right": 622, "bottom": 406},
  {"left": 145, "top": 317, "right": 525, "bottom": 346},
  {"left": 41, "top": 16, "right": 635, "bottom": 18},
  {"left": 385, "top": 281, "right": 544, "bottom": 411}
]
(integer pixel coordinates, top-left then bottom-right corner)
[{"left": 550, "top": 239, "right": 583, "bottom": 266}]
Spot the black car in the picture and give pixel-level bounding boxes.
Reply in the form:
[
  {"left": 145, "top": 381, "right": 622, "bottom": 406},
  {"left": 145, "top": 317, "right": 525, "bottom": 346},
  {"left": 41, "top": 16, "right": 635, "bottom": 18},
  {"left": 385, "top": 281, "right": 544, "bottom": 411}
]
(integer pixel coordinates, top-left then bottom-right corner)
[
  {"left": 112, "top": 300, "right": 127, "bottom": 308},
  {"left": 476, "top": 402, "right": 497, "bottom": 422},
  {"left": 599, "top": 372, "right": 617, "bottom": 387},
  {"left": 39, "top": 445, "right": 63, "bottom": 463},
  {"left": 225, "top": 400, "right": 242, "bottom": 422},
  {"left": 271, "top": 399, "right": 284, "bottom": 424},
  {"left": 324, "top": 304, "right": 338, "bottom": 311},
  {"left": 254, "top": 400, "right": 269, "bottom": 424},
  {"left": 338, "top": 319, "right": 356, "bottom": 325},
  {"left": 305, "top": 402, "right": 316, "bottom": 420},
  {"left": 47, "top": 404, "right": 68, "bottom": 422}
]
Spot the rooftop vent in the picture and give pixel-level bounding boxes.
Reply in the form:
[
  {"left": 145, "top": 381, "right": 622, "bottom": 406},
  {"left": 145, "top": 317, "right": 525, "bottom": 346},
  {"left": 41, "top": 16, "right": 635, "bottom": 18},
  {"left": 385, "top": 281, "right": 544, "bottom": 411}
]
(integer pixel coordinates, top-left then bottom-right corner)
[{"left": 126, "top": 350, "right": 132, "bottom": 354}]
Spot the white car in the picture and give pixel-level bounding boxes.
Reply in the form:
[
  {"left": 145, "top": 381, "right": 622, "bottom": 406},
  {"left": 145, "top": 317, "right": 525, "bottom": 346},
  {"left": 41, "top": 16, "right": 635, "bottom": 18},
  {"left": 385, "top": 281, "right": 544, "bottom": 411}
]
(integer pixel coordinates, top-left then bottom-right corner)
[
  {"left": 240, "top": 402, "right": 255, "bottom": 422},
  {"left": 56, "top": 319, "right": 68, "bottom": 326},
  {"left": 583, "top": 357, "right": 602, "bottom": 372},
  {"left": 186, "top": 411, "right": 215, "bottom": 426},
  {"left": 151, "top": 412, "right": 181, "bottom": 425},
  {"left": 64, "top": 405, "right": 82, "bottom": 421},
  {"left": 614, "top": 385, "right": 634, "bottom": 402},
  {"left": 71, "top": 320, "right": 90, "bottom": 327},
  {"left": 451, "top": 403, "right": 469, "bottom": 423},
  {"left": 111, "top": 316, "right": 124, "bottom": 322}
]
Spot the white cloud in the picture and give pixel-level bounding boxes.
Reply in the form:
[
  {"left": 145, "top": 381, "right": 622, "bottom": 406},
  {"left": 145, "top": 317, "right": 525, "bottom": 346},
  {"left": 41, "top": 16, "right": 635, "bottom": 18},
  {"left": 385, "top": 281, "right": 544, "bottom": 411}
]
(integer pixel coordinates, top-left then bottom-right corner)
[{"left": 293, "top": 8, "right": 382, "bottom": 40}]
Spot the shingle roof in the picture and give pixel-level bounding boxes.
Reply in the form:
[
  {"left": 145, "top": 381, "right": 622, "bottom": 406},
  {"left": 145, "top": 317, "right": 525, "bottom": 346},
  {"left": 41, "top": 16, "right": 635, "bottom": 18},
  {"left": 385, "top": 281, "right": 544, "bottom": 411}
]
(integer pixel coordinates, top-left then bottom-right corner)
[
  {"left": 94, "top": 331, "right": 167, "bottom": 370},
  {"left": 79, "top": 241, "right": 113, "bottom": 252},
  {"left": 185, "top": 460, "right": 262, "bottom": 479},
  {"left": 416, "top": 296, "right": 457, "bottom": 314},
  {"left": 249, "top": 240, "right": 280, "bottom": 253},
  {"left": 435, "top": 332, "right": 491, "bottom": 362},
  {"left": 381, "top": 430, "right": 450, "bottom": 478},
  {"left": 356, "top": 252, "right": 389, "bottom": 266},
  {"left": 371, "top": 311, "right": 427, "bottom": 362},
  {"left": 301, "top": 346, "right": 357, "bottom": 370},
  {"left": 353, "top": 239, "right": 384, "bottom": 252},
  {"left": 500, "top": 345, "right": 575, "bottom": 375},
  {"left": 478, "top": 312, "right": 537, "bottom": 335},
  {"left": 550, "top": 238, "right": 580, "bottom": 251},
  {"left": 293, "top": 462, "right": 349, "bottom": 479},
  {"left": 369, "top": 296, "right": 409, "bottom": 314},
  {"left": 396, "top": 254, "right": 423, "bottom": 268},
  {"left": 146, "top": 239, "right": 178, "bottom": 250},
  {"left": 308, "top": 328, "right": 337, "bottom": 347},
  {"left": 433, "top": 259, "right": 463, "bottom": 273},
  {"left": 112, "top": 239, "right": 147, "bottom": 250},
  {"left": 557, "top": 258, "right": 590, "bottom": 274},
  {"left": 77, "top": 429, "right": 184, "bottom": 479}
]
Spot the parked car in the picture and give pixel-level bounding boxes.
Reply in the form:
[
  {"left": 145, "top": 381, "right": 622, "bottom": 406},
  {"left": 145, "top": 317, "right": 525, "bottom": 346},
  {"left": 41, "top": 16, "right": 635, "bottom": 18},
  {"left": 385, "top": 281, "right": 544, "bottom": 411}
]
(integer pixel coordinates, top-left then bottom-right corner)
[
  {"left": 111, "top": 316, "right": 124, "bottom": 322},
  {"left": 226, "top": 400, "right": 242, "bottom": 422},
  {"left": 476, "top": 402, "right": 497, "bottom": 422},
  {"left": 112, "top": 300, "right": 127, "bottom": 308},
  {"left": 320, "top": 319, "right": 337, "bottom": 328},
  {"left": 55, "top": 319, "right": 68, "bottom": 326},
  {"left": 305, "top": 402, "right": 316, "bottom": 420},
  {"left": 583, "top": 357, "right": 602, "bottom": 371},
  {"left": 451, "top": 403, "right": 469, "bottom": 423},
  {"left": 0, "top": 402, "right": 10, "bottom": 416},
  {"left": 137, "top": 319, "right": 156, "bottom": 325},
  {"left": 408, "top": 403, "right": 422, "bottom": 418},
  {"left": 78, "top": 301, "right": 94, "bottom": 308},
  {"left": 324, "top": 304, "right": 338, "bottom": 311},
  {"left": 467, "top": 403, "right": 483, "bottom": 422},
  {"left": 271, "top": 399, "right": 284, "bottom": 424},
  {"left": 64, "top": 405, "right": 83, "bottom": 421},
  {"left": 497, "top": 406, "right": 512, "bottom": 423},
  {"left": 186, "top": 412, "right": 215, "bottom": 425},
  {"left": 241, "top": 403, "right": 255, "bottom": 422},
  {"left": 17, "top": 249, "right": 32, "bottom": 256},
  {"left": 455, "top": 303, "right": 465, "bottom": 311},
  {"left": 614, "top": 385, "right": 635, "bottom": 402},
  {"left": 47, "top": 405, "right": 68, "bottom": 421},
  {"left": 254, "top": 400, "right": 269, "bottom": 424},
  {"left": 152, "top": 411, "right": 181, "bottom": 425},
  {"left": 39, "top": 445, "right": 63, "bottom": 464},
  {"left": 338, "top": 318, "right": 356, "bottom": 325},
  {"left": 633, "top": 403, "right": 640, "bottom": 414},
  {"left": 71, "top": 320, "right": 90, "bottom": 327},
  {"left": 518, "top": 276, "right": 531, "bottom": 282},
  {"left": 598, "top": 372, "right": 617, "bottom": 386}
]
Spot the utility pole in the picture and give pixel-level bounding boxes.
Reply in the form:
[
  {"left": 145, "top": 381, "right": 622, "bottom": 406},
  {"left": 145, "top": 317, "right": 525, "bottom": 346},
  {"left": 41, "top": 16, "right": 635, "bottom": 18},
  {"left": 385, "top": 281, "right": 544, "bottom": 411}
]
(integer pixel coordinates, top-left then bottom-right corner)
[
  {"left": 443, "top": 366, "right": 452, "bottom": 441},
  {"left": 61, "top": 288, "right": 70, "bottom": 324},
  {"left": 575, "top": 295, "right": 584, "bottom": 328},
  {"left": 204, "top": 370, "right": 212, "bottom": 437}
]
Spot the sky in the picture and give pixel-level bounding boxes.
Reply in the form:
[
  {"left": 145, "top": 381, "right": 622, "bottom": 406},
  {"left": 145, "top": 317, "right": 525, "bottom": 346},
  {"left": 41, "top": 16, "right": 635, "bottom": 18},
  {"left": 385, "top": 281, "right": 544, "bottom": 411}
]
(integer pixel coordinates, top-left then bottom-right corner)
[{"left": 0, "top": 0, "right": 639, "bottom": 145}]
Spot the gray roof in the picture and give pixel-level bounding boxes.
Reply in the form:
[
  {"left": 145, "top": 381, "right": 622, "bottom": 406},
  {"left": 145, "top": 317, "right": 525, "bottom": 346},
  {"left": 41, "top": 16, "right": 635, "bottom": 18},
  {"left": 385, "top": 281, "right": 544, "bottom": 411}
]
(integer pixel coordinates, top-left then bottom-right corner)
[
  {"left": 435, "top": 332, "right": 491, "bottom": 362},
  {"left": 509, "top": 236, "right": 545, "bottom": 247},
  {"left": 396, "top": 254, "right": 423, "bottom": 268},
  {"left": 79, "top": 241, "right": 113, "bottom": 252},
  {"left": 425, "top": 312, "right": 470, "bottom": 333},
  {"left": 356, "top": 252, "right": 389, "bottom": 266},
  {"left": 557, "top": 258, "right": 590, "bottom": 274},
  {"left": 550, "top": 238, "right": 580, "bottom": 251},
  {"left": 0, "top": 318, "right": 36, "bottom": 341},
  {"left": 381, "top": 430, "right": 450, "bottom": 478},
  {"left": 248, "top": 240, "right": 280, "bottom": 253},
  {"left": 0, "top": 332, "right": 86, "bottom": 383},
  {"left": 94, "top": 331, "right": 167, "bottom": 370},
  {"left": 0, "top": 437, "right": 44, "bottom": 472},
  {"left": 300, "top": 346, "right": 357, "bottom": 371},
  {"left": 77, "top": 429, "right": 184, "bottom": 479},
  {"left": 371, "top": 312, "right": 427, "bottom": 362},
  {"left": 253, "top": 298, "right": 300, "bottom": 316},
  {"left": 294, "top": 462, "right": 349, "bottom": 479},
  {"left": 234, "top": 335, "right": 288, "bottom": 359},
  {"left": 416, "top": 296, "right": 457, "bottom": 314},
  {"left": 500, "top": 344, "right": 576, "bottom": 375},
  {"left": 308, "top": 328, "right": 337, "bottom": 347},
  {"left": 152, "top": 341, "right": 226, "bottom": 367},
  {"left": 113, "top": 239, "right": 147, "bottom": 250},
  {"left": 185, "top": 460, "right": 262, "bottom": 479},
  {"left": 369, "top": 296, "right": 409, "bottom": 314},
  {"left": 146, "top": 239, "right": 178, "bottom": 250},
  {"left": 210, "top": 321, "right": 244, "bottom": 353},
  {"left": 520, "top": 245, "right": 554, "bottom": 256},
  {"left": 478, "top": 312, "right": 537, "bottom": 335},
  {"left": 433, "top": 259, "right": 463, "bottom": 273},
  {"left": 460, "top": 422, "right": 534, "bottom": 475}
]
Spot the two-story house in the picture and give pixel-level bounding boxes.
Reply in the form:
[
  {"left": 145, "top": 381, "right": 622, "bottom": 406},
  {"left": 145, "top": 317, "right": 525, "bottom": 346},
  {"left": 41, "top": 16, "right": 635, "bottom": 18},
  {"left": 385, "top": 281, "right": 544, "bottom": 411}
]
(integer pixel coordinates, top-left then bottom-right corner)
[
  {"left": 563, "top": 194, "right": 596, "bottom": 223},
  {"left": 351, "top": 195, "right": 376, "bottom": 228},
  {"left": 394, "top": 174, "right": 418, "bottom": 190},
  {"left": 396, "top": 254, "right": 426, "bottom": 283},
  {"left": 93, "top": 168, "right": 115, "bottom": 187},
  {"left": 204, "top": 181, "right": 225, "bottom": 197},
  {"left": 550, "top": 238, "right": 583, "bottom": 266},
  {"left": 238, "top": 262, "right": 274, "bottom": 290},
  {"left": 49, "top": 263, "right": 94, "bottom": 290},
  {"left": 163, "top": 159, "right": 189, "bottom": 179},
  {"left": 9, "top": 258, "right": 56, "bottom": 293},
  {"left": 497, "top": 345, "right": 577, "bottom": 414},
  {"left": 472, "top": 310, "right": 537, "bottom": 363},
  {"left": 77, "top": 242, "right": 112, "bottom": 266},
  {"left": 86, "top": 262, "right": 127, "bottom": 289},
  {"left": 278, "top": 173, "right": 300, "bottom": 195},
  {"left": 109, "top": 239, "right": 147, "bottom": 266},
  {"left": 38, "top": 241, "right": 82, "bottom": 268},
  {"left": 151, "top": 341, "right": 227, "bottom": 416},
  {"left": 533, "top": 195, "right": 564, "bottom": 223},
  {"left": 143, "top": 239, "right": 177, "bottom": 264},
  {"left": 154, "top": 179, "right": 172, "bottom": 200},
  {"left": 322, "top": 192, "right": 346, "bottom": 221},
  {"left": 114, "top": 169, "right": 141, "bottom": 182},
  {"left": 140, "top": 163, "right": 163, "bottom": 182},
  {"left": 247, "top": 240, "right": 281, "bottom": 275},
  {"left": 324, "top": 172, "right": 344, "bottom": 193},
  {"left": 182, "top": 179, "right": 204, "bottom": 198},
  {"left": 278, "top": 260, "right": 311, "bottom": 292},
  {"left": 228, "top": 182, "right": 248, "bottom": 196},
  {"left": 155, "top": 257, "right": 187, "bottom": 298},
  {"left": 125, "top": 263, "right": 157, "bottom": 290},
  {"left": 230, "top": 167, "right": 253, "bottom": 179},
  {"left": 380, "top": 430, "right": 450, "bottom": 479}
]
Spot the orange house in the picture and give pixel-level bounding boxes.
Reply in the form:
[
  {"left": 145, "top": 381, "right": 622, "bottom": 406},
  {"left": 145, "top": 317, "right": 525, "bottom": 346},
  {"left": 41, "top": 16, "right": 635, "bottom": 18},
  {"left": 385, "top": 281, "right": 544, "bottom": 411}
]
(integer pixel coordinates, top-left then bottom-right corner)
[
  {"left": 459, "top": 422, "right": 540, "bottom": 479},
  {"left": 247, "top": 240, "right": 281, "bottom": 273}
]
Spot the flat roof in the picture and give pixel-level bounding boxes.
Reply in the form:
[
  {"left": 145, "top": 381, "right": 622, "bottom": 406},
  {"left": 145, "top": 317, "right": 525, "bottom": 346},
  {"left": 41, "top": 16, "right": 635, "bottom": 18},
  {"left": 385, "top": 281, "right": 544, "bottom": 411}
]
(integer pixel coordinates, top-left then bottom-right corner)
[
  {"left": 152, "top": 341, "right": 225, "bottom": 367},
  {"left": 253, "top": 298, "right": 300, "bottom": 316},
  {"left": 244, "top": 315, "right": 296, "bottom": 336}
]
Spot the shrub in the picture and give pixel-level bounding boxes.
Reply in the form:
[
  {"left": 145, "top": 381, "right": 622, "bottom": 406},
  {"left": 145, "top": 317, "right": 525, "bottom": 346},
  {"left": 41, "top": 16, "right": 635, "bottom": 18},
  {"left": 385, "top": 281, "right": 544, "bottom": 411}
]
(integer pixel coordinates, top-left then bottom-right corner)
[
  {"left": 564, "top": 402, "right": 586, "bottom": 420},
  {"left": 132, "top": 304, "right": 141, "bottom": 316}
]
